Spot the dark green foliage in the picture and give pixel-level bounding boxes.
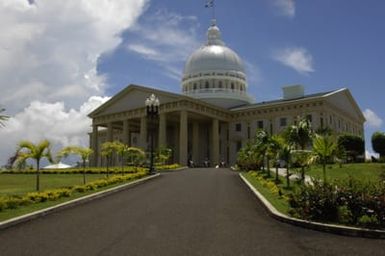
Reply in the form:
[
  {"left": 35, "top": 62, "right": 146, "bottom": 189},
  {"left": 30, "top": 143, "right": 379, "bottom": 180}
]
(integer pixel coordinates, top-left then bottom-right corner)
[
  {"left": 288, "top": 178, "right": 385, "bottom": 229},
  {"left": 372, "top": 131, "right": 385, "bottom": 159},
  {"left": 337, "top": 134, "right": 364, "bottom": 162}
]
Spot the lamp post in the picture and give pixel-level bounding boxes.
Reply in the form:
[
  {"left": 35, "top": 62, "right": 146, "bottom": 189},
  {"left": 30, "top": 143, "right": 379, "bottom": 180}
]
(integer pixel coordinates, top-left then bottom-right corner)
[{"left": 145, "top": 94, "right": 160, "bottom": 175}]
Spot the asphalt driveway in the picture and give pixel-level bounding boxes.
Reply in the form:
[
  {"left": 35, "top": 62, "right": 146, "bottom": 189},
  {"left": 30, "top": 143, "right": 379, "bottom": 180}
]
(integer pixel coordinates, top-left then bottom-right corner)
[{"left": 0, "top": 168, "right": 384, "bottom": 255}]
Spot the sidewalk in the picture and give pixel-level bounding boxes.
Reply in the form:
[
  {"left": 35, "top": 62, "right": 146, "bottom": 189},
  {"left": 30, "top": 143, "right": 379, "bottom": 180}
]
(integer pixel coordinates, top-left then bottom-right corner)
[{"left": 271, "top": 168, "right": 313, "bottom": 185}]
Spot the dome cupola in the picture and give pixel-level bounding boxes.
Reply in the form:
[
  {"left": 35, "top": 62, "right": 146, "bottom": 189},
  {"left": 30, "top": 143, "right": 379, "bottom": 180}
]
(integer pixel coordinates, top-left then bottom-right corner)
[{"left": 181, "top": 20, "right": 254, "bottom": 109}]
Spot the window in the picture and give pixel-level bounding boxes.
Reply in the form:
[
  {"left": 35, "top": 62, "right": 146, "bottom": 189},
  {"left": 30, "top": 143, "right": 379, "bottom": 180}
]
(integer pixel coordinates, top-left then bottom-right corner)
[
  {"left": 280, "top": 118, "right": 287, "bottom": 127},
  {"left": 218, "top": 81, "right": 222, "bottom": 88},
  {"left": 193, "top": 83, "right": 197, "bottom": 90},
  {"left": 236, "top": 141, "right": 242, "bottom": 151},
  {"left": 306, "top": 114, "right": 312, "bottom": 122},
  {"left": 320, "top": 118, "right": 324, "bottom": 128},
  {"left": 231, "top": 83, "right": 234, "bottom": 90},
  {"left": 235, "top": 123, "right": 242, "bottom": 132},
  {"left": 247, "top": 126, "right": 250, "bottom": 139},
  {"left": 205, "top": 81, "right": 209, "bottom": 89},
  {"left": 257, "top": 120, "right": 264, "bottom": 129}
]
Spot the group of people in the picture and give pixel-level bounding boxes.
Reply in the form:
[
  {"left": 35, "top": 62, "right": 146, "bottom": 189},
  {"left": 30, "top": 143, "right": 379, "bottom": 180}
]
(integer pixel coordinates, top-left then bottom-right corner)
[{"left": 188, "top": 158, "right": 226, "bottom": 168}]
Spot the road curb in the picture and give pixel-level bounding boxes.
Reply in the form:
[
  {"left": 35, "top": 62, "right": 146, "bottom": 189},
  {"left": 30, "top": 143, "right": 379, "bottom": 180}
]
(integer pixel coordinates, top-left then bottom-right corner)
[
  {"left": 239, "top": 173, "right": 385, "bottom": 239},
  {"left": 0, "top": 173, "right": 161, "bottom": 231}
]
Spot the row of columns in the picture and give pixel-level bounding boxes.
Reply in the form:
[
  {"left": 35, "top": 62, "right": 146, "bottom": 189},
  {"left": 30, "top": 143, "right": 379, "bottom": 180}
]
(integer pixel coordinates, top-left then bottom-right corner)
[{"left": 91, "top": 110, "right": 220, "bottom": 166}]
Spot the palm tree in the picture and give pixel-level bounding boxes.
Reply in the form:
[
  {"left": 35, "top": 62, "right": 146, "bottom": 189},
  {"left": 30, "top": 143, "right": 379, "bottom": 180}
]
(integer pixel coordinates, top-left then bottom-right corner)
[
  {"left": 15, "top": 140, "right": 53, "bottom": 191},
  {"left": 0, "top": 107, "right": 9, "bottom": 127},
  {"left": 280, "top": 144, "right": 292, "bottom": 188},
  {"left": 254, "top": 130, "right": 271, "bottom": 176},
  {"left": 101, "top": 141, "right": 119, "bottom": 178},
  {"left": 286, "top": 117, "right": 313, "bottom": 182},
  {"left": 270, "top": 135, "right": 285, "bottom": 183},
  {"left": 312, "top": 134, "right": 337, "bottom": 183},
  {"left": 58, "top": 146, "right": 93, "bottom": 184}
]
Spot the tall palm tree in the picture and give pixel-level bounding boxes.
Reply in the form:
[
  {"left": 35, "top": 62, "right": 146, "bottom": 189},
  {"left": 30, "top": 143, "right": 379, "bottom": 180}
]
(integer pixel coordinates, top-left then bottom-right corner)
[
  {"left": 58, "top": 146, "right": 93, "bottom": 184},
  {"left": 16, "top": 140, "right": 53, "bottom": 191},
  {"left": 280, "top": 144, "right": 292, "bottom": 188},
  {"left": 0, "top": 107, "right": 9, "bottom": 127},
  {"left": 312, "top": 134, "right": 337, "bottom": 183},
  {"left": 286, "top": 117, "right": 313, "bottom": 182}
]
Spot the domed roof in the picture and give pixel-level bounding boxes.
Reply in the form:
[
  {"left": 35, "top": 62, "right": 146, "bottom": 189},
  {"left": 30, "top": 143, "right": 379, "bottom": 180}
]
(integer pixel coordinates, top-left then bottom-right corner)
[{"left": 183, "top": 21, "right": 245, "bottom": 75}]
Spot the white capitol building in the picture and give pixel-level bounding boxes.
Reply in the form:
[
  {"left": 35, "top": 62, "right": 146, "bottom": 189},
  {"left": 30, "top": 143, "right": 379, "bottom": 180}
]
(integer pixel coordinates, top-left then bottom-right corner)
[{"left": 88, "top": 20, "right": 365, "bottom": 166}]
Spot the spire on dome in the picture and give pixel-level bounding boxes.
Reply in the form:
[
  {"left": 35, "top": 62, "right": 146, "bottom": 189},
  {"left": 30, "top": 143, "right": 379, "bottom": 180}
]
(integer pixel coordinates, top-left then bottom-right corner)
[{"left": 207, "top": 20, "right": 224, "bottom": 46}]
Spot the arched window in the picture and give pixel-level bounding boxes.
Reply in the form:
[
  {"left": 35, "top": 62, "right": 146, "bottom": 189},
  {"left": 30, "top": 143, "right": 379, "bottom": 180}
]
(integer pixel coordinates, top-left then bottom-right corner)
[{"left": 205, "top": 81, "right": 209, "bottom": 89}]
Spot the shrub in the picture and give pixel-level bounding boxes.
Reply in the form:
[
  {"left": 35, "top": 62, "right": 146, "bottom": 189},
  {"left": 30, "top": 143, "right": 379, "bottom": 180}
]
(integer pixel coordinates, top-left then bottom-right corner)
[{"left": 358, "top": 215, "right": 379, "bottom": 229}]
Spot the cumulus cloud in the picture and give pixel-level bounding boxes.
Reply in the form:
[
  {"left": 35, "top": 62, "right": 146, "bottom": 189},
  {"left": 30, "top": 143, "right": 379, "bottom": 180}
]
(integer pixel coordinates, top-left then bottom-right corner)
[
  {"left": 272, "top": 0, "right": 295, "bottom": 18},
  {"left": 0, "top": 96, "right": 110, "bottom": 165},
  {"left": 366, "top": 150, "right": 379, "bottom": 160},
  {"left": 274, "top": 47, "right": 314, "bottom": 74},
  {"left": 0, "top": 0, "right": 148, "bottom": 112},
  {"left": 0, "top": 0, "right": 148, "bottom": 165},
  {"left": 363, "top": 108, "right": 383, "bottom": 128},
  {"left": 126, "top": 9, "right": 200, "bottom": 81}
]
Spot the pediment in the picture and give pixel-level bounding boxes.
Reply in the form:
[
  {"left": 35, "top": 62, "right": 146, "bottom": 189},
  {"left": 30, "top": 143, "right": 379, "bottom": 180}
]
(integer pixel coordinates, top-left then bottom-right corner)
[
  {"left": 89, "top": 84, "right": 182, "bottom": 117},
  {"left": 325, "top": 88, "right": 365, "bottom": 122}
]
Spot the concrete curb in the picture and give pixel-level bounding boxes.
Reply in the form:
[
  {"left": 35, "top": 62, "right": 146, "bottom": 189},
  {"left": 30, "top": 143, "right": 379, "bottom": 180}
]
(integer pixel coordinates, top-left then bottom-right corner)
[
  {"left": 0, "top": 173, "right": 161, "bottom": 231},
  {"left": 239, "top": 173, "right": 385, "bottom": 239}
]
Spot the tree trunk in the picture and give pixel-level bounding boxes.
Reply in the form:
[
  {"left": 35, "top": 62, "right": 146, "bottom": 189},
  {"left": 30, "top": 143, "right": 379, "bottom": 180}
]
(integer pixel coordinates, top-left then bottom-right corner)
[
  {"left": 275, "top": 165, "right": 279, "bottom": 183},
  {"left": 301, "top": 166, "right": 305, "bottom": 184},
  {"left": 36, "top": 160, "right": 40, "bottom": 191},
  {"left": 82, "top": 159, "right": 86, "bottom": 185},
  {"left": 121, "top": 154, "right": 124, "bottom": 176},
  {"left": 322, "top": 160, "right": 327, "bottom": 184},
  {"left": 286, "top": 164, "right": 290, "bottom": 188},
  {"left": 106, "top": 157, "right": 109, "bottom": 178},
  {"left": 267, "top": 156, "right": 271, "bottom": 177}
]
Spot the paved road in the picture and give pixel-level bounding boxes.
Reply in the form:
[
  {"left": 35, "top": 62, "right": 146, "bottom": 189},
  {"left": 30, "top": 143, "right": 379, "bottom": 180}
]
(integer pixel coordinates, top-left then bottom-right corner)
[{"left": 0, "top": 168, "right": 384, "bottom": 256}]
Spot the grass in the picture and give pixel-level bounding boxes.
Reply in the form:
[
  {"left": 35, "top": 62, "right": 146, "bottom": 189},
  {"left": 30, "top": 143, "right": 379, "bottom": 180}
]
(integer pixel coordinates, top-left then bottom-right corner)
[
  {"left": 306, "top": 163, "right": 385, "bottom": 182},
  {"left": 0, "top": 179, "right": 143, "bottom": 222},
  {"left": 242, "top": 171, "right": 294, "bottom": 214},
  {"left": 0, "top": 174, "right": 109, "bottom": 196}
]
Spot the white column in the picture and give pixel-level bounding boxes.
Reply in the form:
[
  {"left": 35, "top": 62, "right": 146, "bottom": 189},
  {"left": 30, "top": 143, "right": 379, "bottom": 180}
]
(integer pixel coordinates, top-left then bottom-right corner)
[
  {"left": 140, "top": 116, "right": 147, "bottom": 149},
  {"left": 211, "top": 119, "right": 219, "bottom": 165},
  {"left": 179, "top": 110, "right": 188, "bottom": 166},
  {"left": 92, "top": 125, "right": 98, "bottom": 166},
  {"left": 192, "top": 122, "right": 199, "bottom": 163},
  {"left": 122, "top": 120, "right": 130, "bottom": 145},
  {"left": 107, "top": 122, "right": 113, "bottom": 142},
  {"left": 158, "top": 113, "right": 166, "bottom": 147}
]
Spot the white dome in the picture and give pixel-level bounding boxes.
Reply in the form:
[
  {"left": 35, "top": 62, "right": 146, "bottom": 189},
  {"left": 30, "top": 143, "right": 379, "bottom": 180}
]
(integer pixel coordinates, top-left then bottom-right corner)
[
  {"left": 183, "top": 24, "right": 245, "bottom": 75},
  {"left": 184, "top": 45, "right": 245, "bottom": 75},
  {"left": 181, "top": 20, "right": 254, "bottom": 109}
]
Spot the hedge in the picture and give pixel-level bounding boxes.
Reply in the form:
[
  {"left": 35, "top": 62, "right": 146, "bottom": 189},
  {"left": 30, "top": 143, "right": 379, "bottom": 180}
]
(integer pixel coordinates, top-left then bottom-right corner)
[{"left": 0, "top": 171, "right": 147, "bottom": 212}]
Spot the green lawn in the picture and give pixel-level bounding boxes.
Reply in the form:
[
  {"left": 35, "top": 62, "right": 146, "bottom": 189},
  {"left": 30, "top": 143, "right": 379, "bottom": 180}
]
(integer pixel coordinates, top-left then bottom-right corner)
[
  {"left": 0, "top": 174, "right": 110, "bottom": 196},
  {"left": 242, "top": 171, "right": 292, "bottom": 214},
  {"left": 306, "top": 163, "right": 385, "bottom": 182}
]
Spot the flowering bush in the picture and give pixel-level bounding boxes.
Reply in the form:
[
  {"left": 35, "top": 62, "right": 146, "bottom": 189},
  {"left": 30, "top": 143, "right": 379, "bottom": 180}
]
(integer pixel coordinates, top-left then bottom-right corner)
[
  {"left": 288, "top": 178, "right": 385, "bottom": 229},
  {"left": 0, "top": 171, "right": 147, "bottom": 212}
]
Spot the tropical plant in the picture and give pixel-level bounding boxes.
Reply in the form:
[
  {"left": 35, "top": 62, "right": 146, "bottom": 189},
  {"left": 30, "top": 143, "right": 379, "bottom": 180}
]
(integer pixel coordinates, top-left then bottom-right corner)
[
  {"left": 236, "top": 142, "right": 262, "bottom": 171},
  {"left": 101, "top": 141, "right": 119, "bottom": 178},
  {"left": 15, "top": 140, "right": 53, "bottom": 191},
  {"left": 156, "top": 147, "right": 172, "bottom": 165},
  {"left": 312, "top": 134, "right": 337, "bottom": 183},
  {"left": 291, "top": 150, "right": 313, "bottom": 184},
  {"left": 0, "top": 107, "right": 9, "bottom": 127},
  {"left": 126, "top": 147, "right": 146, "bottom": 166},
  {"left": 254, "top": 129, "right": 273, "bottom": 176},
  {"left": 372, "top": 131, "right": 385, "bottom": 160},
  {"left": 280, "top": 144, "right": 292, "bottom": 188},
  {"left": 337, "top": 134, "right": 365, "bottom": 162},
  {"left": 115, "top": 142, "right": 145, "bottom": 174},
  {"left": 285, "top": 118, "right": 313, "bottom": 182},
  {"left": 269, "top": 135, "right": 285, "bottom": 183},
  {"left": 58, "top": 146, "right": 93, "bottom": 184}
]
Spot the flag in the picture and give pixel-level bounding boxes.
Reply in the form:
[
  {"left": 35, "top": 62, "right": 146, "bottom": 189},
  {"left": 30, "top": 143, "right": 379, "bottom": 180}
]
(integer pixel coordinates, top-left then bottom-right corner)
[{"left": 205, "top": 0, "right": 214, "bottom": 8}]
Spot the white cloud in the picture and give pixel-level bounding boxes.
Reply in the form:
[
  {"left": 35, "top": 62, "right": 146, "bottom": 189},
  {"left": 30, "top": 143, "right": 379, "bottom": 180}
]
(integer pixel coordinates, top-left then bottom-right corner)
[
  {"left": 363, "top": 108, "right": 383, "bottom": 128},
  {"left": 126, "top": 9, "right": 200, "bottom": 81},
  {"left": 274, "top": 47, "right": 314, "bottom": 74},
  {"left": 272, "top": 0, "right": 295, "bottom": 18},
  {"left": 0, "top": 96, "right": 110, "bottom": 166},
  {"left": 0, "top": 0, "right": 148, "bottom": 113}
]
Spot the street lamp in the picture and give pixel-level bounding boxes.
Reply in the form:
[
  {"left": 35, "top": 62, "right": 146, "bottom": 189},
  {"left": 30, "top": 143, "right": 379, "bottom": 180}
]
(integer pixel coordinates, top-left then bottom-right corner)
[{"left": 145, "top": 94, "right": 160, "bottom": 175}]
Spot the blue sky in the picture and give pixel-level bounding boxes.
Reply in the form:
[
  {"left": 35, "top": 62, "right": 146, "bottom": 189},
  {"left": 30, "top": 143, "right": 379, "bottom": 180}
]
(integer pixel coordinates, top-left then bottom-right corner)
[
  {"left": 0, "top": 0, "right": 384, "bottom": 165},
  {"left": 99, "top": 0, "right": 385, "bottom": 155}
]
